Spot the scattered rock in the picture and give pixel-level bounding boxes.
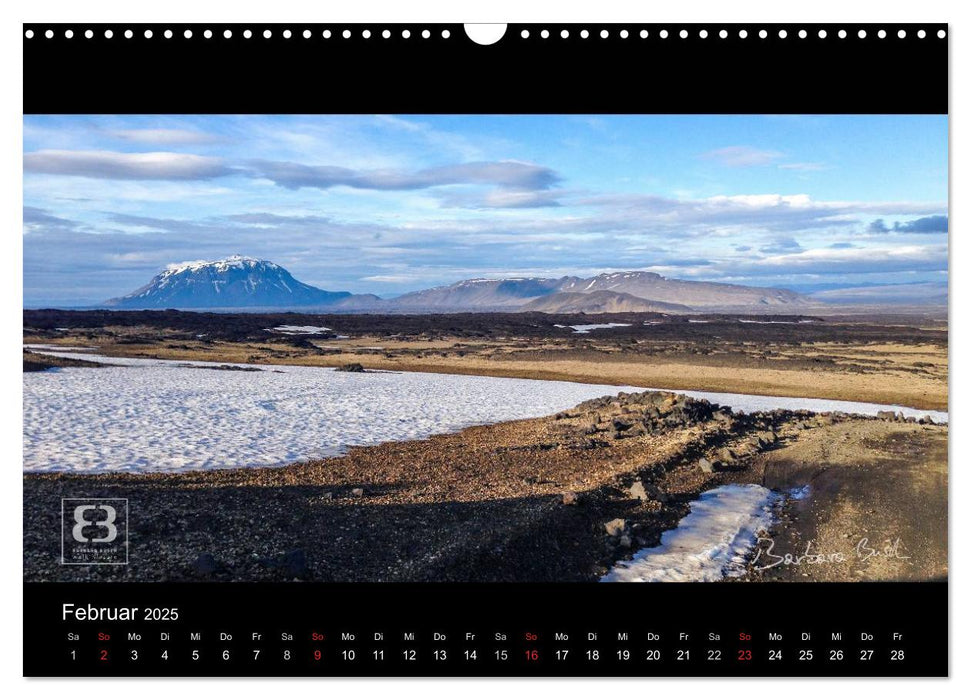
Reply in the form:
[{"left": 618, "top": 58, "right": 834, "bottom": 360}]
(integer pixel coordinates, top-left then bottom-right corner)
[
  {"left": 628, "top": 480, "right": 649, "bottom": 501},
  {"left": 618, "top": 535, "right": 633, "bottom": 548},
  {"left": 604, "top": 518, "right": 627, "bottom": 537},
  {"left": 698, "top": 457, "right": 715, "bottom": 473},
  {"left": 335, "top": 363, "right": 365, "bottom": 373},
  {"left": 755, "top": 431, "right": 778, "bottom": 447}
]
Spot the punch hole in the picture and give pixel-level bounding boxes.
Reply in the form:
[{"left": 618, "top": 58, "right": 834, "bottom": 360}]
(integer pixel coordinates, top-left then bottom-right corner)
[{"left": 464, "top": 24, "right": 506, "bottom": 46}]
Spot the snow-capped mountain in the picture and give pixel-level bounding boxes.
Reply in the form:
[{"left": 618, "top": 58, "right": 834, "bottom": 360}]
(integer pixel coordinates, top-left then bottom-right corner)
[
  {"left": 555, "top": 271, "right": 808, "bottom": 307},
  {"left": 387, "top": 270, "right": 809, "bottom": 311},
  {"left": 106, "top": 255, "right": 359, "bottom": 309}
]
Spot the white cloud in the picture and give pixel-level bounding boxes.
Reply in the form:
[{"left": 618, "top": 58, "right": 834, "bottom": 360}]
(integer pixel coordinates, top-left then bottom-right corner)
[
  {"left": 23, "top": 150, "right": 231, "bottom": 180},
  {"left": 778, "top": 162, "right": 828, "bottom": 172},
  {"left": 700, "top": 146, "right": 783, "bottom": 167},
  {"left": 107, "top": 128, "right": 220, "bottom": 145}
]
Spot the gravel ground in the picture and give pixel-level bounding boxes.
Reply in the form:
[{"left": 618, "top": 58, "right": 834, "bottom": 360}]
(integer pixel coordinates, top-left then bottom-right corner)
[{"left": 24, "top": 390, "right": 942, "bottom": 583}]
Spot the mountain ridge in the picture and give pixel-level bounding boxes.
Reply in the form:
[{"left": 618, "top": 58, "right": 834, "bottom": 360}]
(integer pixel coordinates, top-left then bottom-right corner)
[{"left": 104, "top": 256, "right": 814, "bottom": 312}]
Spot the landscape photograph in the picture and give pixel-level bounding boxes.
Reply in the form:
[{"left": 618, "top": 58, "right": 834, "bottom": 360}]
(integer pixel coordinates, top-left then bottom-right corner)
[{"left": 22, "top": 114, "right": 948, "bottom": 583}]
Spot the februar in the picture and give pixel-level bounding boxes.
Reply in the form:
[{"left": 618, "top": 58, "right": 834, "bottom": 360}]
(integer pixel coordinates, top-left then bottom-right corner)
[{"left": 62, "top": 603, "right": 139, "bottom": 621}]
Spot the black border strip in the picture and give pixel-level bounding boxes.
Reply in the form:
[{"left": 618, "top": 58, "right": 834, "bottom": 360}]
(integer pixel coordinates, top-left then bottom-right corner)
[{"left": 24, "top": 23, "right": 948, "bottom": 114}]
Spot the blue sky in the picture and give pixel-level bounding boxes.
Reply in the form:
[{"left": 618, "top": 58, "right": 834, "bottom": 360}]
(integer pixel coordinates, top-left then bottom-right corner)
[{"left": 23, "top": 115, "right": 948, "bottom": 306}]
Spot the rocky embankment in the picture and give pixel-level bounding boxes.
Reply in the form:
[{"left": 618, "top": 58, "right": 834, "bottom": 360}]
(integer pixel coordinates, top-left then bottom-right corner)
[{"left": 23, "top": 389, "right": 932, "bottom": 583}]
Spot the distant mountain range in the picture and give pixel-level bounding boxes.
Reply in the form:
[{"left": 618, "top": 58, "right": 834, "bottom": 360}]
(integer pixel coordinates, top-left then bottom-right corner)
[
  {"left": 807, "top": 281, "right": 948, "bottom": 306},
  {"left": 105, "top": 255, "right": 816, "bottom": 312}
]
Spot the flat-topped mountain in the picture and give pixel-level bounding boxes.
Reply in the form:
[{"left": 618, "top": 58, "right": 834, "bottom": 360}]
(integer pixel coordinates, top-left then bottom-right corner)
[{"left": 105, "top": 256, "right": 361, "bottom": 310}]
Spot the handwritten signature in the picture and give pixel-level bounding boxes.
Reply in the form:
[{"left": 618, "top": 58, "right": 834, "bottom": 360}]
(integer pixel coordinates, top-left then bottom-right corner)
[{"left": 751, "top": 536, "right": 911, "bottom": 571}]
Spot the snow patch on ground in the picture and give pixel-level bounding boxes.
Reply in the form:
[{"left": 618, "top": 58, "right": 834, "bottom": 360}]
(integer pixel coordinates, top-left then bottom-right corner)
[
  {"left": 638, "top": 386, "right": 947, "bottom": 424},
  {"left": 601, "top": 484, "right": 779, "bottom": 582},
  {"left": 553, "top": 323, "right": 633, "bottom": 334},
  {"left": 23, "top": 349, "right": 644, "bottom": 473},
  {"left": 787, "top": 485, "right": 812, "bottom": 501},
  {"left": 25, "top": 344, "right": 98, "bottom": 352},
  {"left": 265, "top": 325, "right": 333, "bottom": 335}
]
